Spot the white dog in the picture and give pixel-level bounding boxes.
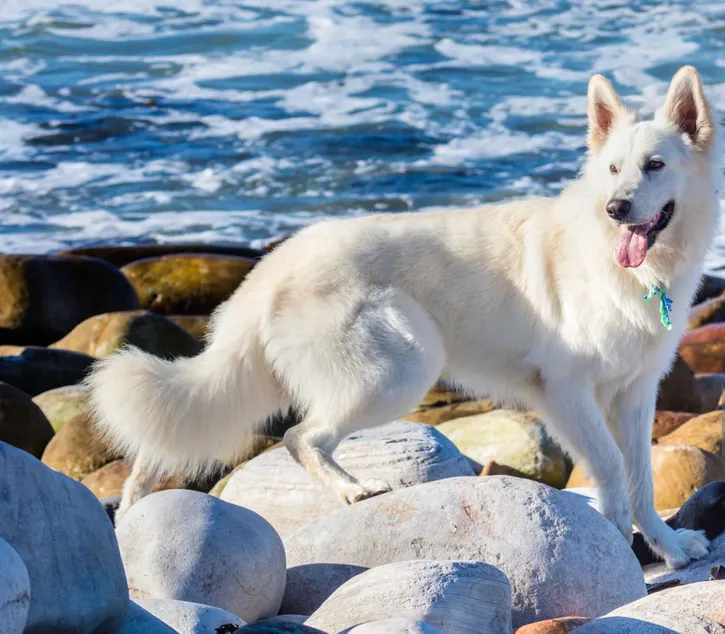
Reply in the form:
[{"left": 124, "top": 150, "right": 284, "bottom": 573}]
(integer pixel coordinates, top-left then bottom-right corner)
[{"left": 88, "top": 66, "right": 719, "bottom": 569}]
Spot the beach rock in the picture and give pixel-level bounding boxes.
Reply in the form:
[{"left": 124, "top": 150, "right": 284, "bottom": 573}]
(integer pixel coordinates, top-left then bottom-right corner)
[
  {"left": 306, "top": 560, "right": 512, "bottom": 634},
  {"left": 658, "top": 410, "right": 722, "bottom": 455},
  {"left": 688, "top": 293, "right": 725, "bottom": 330},
  {"left": 652, "top": 410, "right": 696, "bottom": 441},
  {"left": 680, "top": 324, "right": 725, "bottom": 374},
  {"left": 0, "top": 381, "right": 54, "bottom": 457},
  {"left": 238, "top": 623, "right": 325, "bottom": 633},
  {"left": 221, "top": 422, "right": 474, "bottom": 536},
  {"left": 59, "top": 243, "right": 263, "bottom": 268},
  {"left": 695, "top": 373, "right": 725, "bottom": 412},
  {"left": 122, "top": 254, "right": 255, "bottom": 314},
  {"left": 0, "top": 254, "right": 139, "bottom": 345},
  {"left": 32, "top": 384, "right": 90, "bottom": 432},
  {"left": 42, "top": 411, "right": 117, "bottom": 480},
  {"left": 344, "top": 619, "right": 444, "bottom": 634},
  {"left": 514, "top": 618, "right": 590, "bottom": 634},
  {"left": 0, "top": 347, "right": 95, "bottom": 396},
  {"left": 694, "top": 275, "right": 725, "bottom": 305},
  {"left": 574, "top": 580, "right": 725, "bottom": 633},
  {"left": 134, "top": 599, "right": 246, "bottom": 634},
  {"left": 118, "top": 601, "right": 178, "bottom": 634},
  {"left": 52, "top": 310, "right": 202, "bottom": 359},
  {"left": 401, "top": 399, "right": 496, "bottom": 425},
  {"left": 644, "top": 531, "right": 725, "bottom": 589},
  {"left": 0, "top": 537, "right": 30, "bottom": 634},
  {"left": 436, "top": 410, "right": 569, "bottom": 487},
  {"left": 283, "top": 563, "right": 368, "bottom": 616},
  {"left": 0, "top": 441, "right": 128, "bottom": 633},
  {"left": 657, "top": 354, "right": 701, "bottom": 413},
  {"left": 417, "top": 384, "right": 472, "bottom": 407},
  {"left": 168, "top": 315, "right": 211, "bottom": 342},
  {"left": 117, "top": 489, "right": 286, "bottom": 622},
  {"left": 285, "top": 476, "right": 646, "bottom": 629}
]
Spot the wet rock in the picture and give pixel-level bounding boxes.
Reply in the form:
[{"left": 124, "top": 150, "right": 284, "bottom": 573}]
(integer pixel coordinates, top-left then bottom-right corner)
[
  {"left": 436, "top": 410, "right": 569, "bottom": 487},
  {"left": 688, "top": 292, "right": 725, "bottom": 330},
  {"left": 41, "top": 412, "right": 118, "bottom": 481},
  {"left": 652, "top": 411, "right": 696, "bottom": 442},
  {"left": 221, "top": 422, "right": 474, "bottom": 536},
  {"left": 0, "top": 347, "right": 95, "bottom": 396},
  {"left": 122, "top": 254, "right": 256, "bottom": 314},
  {"left": 658, "top": 410, "right": 723, "bottom": 455},
  {"left": 0, "top": 381, "right": 54, "bottom": 457},
  {"left": 283, "top": 563, "right": 368, "bottom": 616},
  {"left": 52, "top": 310, "right": 202, "bottom": 359},
  {"left": 401, "top": 399, "right": 496, "bottom": 425},
  {"left": 285, "top": 476, "right": 646, "bottom": 629},
  {"left": 656, "top": 354, "right": 701, "bottom": 413},
  {"left": 117, "top": 490, "right": 286, "bottom": 623},
  {"left": 167, "top": 315, "right": 211, "bottom": 342},
  {"left": 0, "top": 254, "right": 139, "bottom": 345},
  {"left": 0, "top": 441, "right": 128, "bottom": 633},
  {"left": 680, "top": 324, "right": 725, "bottom": 374},
  {"left": 0, "top": 537, "right": 30, "bottom": 634},
  {"left": 134, "top": 598, "right": 246, "bottom": 634},
  {"left": 306, "top": 560, "right": 512, "bottom": 634},
  {"left": 344, "top": 619, "right": 444, "bottom": 634},
  {"left": 514, "top": 618, "right": 590, "bottom": 634},
  {"left": 32, "top": 385, "right": 90, "bottom": 433}
]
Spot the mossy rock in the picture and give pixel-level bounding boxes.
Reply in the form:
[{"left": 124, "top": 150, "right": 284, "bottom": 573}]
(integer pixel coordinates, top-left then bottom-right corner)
[{"left": 32, "top": 385, "right": 91, "bottom": 433}]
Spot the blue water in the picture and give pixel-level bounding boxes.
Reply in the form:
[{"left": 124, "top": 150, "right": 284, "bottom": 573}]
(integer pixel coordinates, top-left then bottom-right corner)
[{"left": 1, "top": 0, "right": 725, "bottom": 269}]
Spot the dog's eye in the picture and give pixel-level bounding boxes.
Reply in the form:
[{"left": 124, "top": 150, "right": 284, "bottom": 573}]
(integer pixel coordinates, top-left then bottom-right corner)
[
  {"left": 646, "top": 159, "right": 664, "bottom": 171},
  {"left": 609, "top": 164, "right": 618, "bottom": 175}
]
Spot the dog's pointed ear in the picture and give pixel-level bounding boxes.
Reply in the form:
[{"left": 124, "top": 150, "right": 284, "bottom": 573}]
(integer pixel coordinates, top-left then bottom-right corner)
[
  {"left": 662, "top": 66, "right": 713, "bottom": 151},
  {"left": 587, "top": 75, "right": 626, "bottom": 153}
]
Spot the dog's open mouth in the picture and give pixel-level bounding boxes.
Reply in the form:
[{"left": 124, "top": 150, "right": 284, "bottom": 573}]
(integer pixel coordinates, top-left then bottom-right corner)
[{"left": 615, "top": 200, "right": 675, "bottom": 268}]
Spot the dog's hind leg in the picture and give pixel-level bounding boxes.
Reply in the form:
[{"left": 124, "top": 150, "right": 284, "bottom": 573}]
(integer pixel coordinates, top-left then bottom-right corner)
[{"left": 116, "top": 454, "right": 160, "bottom": 524}]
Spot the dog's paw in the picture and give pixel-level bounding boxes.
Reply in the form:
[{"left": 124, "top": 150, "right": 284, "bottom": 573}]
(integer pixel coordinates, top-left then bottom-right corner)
[
  {"left": 344, "top": 478, "right": 393, "bottom": 504},
  {"left": 662, "top": 529, "right": 710, "bottom": 569}
]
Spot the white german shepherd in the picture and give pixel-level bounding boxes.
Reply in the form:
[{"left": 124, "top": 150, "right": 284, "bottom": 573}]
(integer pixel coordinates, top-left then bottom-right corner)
[{"left": 88, "top": 66, "right": 719, "bottom": 568}]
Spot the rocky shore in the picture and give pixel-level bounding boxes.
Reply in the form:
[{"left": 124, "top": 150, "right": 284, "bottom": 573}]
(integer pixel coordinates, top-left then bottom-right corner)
[{"left": 1, "top": 243, "right": 724, "bottom": 634}]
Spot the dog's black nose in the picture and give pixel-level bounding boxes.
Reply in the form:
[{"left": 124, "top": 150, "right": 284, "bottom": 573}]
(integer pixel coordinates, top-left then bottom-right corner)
[{"left": 606, "top": 199, "right": 632, "bottom": 221}]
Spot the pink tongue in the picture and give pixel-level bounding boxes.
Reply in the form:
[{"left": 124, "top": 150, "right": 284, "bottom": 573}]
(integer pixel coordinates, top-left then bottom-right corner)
[{"left": 615, "top": 225, "right": 649, "bottom": 268}]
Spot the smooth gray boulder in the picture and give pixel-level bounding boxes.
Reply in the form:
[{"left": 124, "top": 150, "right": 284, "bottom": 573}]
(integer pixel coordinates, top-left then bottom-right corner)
[
  {"left": 285, "top": 476, "right": 646, "bottom": 629},
  {"left": 222, "top": 421, "right": 474, "bottom": 536},
  {"left": 135, "top": 598, "right": 246, "bottom": 633},
  {"left": 0, "top": 441, "right": 128, "bottom": 633},
  {"left": 117, "top": 489, "right": 286, "bottom": 623},
  {"left": 307, "top": 560, "right": 511, "bottom": 634},
  {"left": 575, "top": 580, "right": 725, "bottom": 633},
  {"left": 0, "top": 537, "right": 30, "bottom": 634},
  {"left": 343, "top": 619, "right": 445, "bottom": 633},
  {"left": 282, "top": 563, "right": 368, "bottom": 615},
  {"left": 118, "top": 601, "right": 178, "bottom": 634}
]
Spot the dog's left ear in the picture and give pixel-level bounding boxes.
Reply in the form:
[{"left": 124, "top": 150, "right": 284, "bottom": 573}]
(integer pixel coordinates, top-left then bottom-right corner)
[{"left": 662, "top": 66, "right": 713, "bottom": 151}]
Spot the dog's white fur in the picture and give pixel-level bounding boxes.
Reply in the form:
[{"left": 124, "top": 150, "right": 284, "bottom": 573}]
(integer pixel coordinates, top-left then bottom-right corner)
[{"left": 87, "top": 67, "right": 719, "bottom": 568}]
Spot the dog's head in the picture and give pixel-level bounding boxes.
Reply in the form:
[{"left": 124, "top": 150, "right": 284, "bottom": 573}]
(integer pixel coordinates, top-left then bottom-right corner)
[{"left": 584, "top": 66, "right": 718, "bottom": 270}]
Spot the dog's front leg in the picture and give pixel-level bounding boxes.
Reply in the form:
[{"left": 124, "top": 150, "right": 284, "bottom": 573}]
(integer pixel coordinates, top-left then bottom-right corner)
[
  {"left": 609, "top": 377, "right": 709, "bottom": 568},
  {"left": 539, "top": 379, "right": 632, "bottom": 543}
]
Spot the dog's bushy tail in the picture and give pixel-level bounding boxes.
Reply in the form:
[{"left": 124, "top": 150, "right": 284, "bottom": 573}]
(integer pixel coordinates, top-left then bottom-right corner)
[{"left": 84, "top": 312, "right": 284, "bottom": 478}]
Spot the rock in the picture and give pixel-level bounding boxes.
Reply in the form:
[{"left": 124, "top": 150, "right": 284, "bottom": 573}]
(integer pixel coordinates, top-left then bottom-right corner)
[
  {"left": 480, "top": 460, "right": 530, "bottom": 478},
  {"left": 0, "top": 381, "right": 54, "bottom": 457},
  {"left": 694, "top": 274, "right": 725, "bottom": 305},
  {"left": 0, "top": 254, "right": 139, "bottom": 345},
  {"left": 401, "top": 400, "right": 496, "bottom": 425},
  {"left": 117, "top": 489, "right": 286, "bottom": 622},
  {"left": 238, "top": 623, "right": 325, "bottom": 633},
  {"left": 436, "top": 410, "right": 569, "bottom": 487},
  {"left": 122, "top": 254, "right": 256, "bottom": 315},
  {"left": 568, "top": 445, "right": 725, "bottom": 511},
  {"left": 59, "top": 243, "right": 263, "bottom": 268},
  {"left": 344, "top": 618, "right": 445, "bottom": 633},
  {"left": 0, "top": 345, "right": 25, "bottom": 355},
  {"left": 417, "top": 384, "right": 472, "bottom": 407},
  {"left": 0, "top": 347, "right": 95, "bottom": 396},
  {"left": 283, "top": 563, "right": 368, "bottom": 616},
  {"left": 657, "top": 354, "right": 701, "bottom": 413},
  {"left": 221, "top": 422, "right": 474, "bottom": 537},
  {"left": 574, "top": 580, "right": 725, "bottom": 633},
  {"left": 32, "top": 385, "right": 90, "bottom": 433},
  {"left": 514, "top": 618, "right": 590, "bottom": 634},
  {"left": 652, "top": 411, "right": 696, "bottom": 441},
  {"left": 688, "top": 293, "right": 725, "bottom": 330},
  {"left": 101, "top": 494, "right": 121, "bottom": 525},
  {"left": 697, "top": 373, "right": 725, "bottom": 412},
  {"left": 285, "top": 477, "right": 646, "bottom": 629},
  {"left": 119, "top": 601, "right": 178, "bottom": 634},
  {"left": 256, "top": 616, "right": 308, "bottom": 625},
  {"left": 0, "top": 441, "right": 128, "bottom": 632},
  {"left": 0, "top": 537, "right": 30, "bottom": 634},
  {"left": 306, "top": 560, "right": 512, "bottom": 634},
  {"left": 680, "top": 324, "right": 725, "bottom": 374},
  {"left": 52, "top": 310, "right": 202, "bottom": 359},
  {"left": 168, "top": 315, "right": 211, "bottom": 342},
  {"left": 134, "top": 599, "right": 246, "bottom": 634},
  {"left": 644, "top": 531, "right": 725, "bottom": 590},
  {"left": 42, "top": 411, "right": 117, "bottom": 480},
  {"left": 658, "top": 411, "right": 723, "bottom": 455}
]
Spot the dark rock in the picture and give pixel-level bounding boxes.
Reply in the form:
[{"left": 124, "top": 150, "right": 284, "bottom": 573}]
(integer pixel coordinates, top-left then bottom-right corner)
[
  {"left": 656, "top": 354, "right": 701, "bottom": 413},
  {"left": 0, "top": 347, "right": 95, "bottom": 396},
  {"left": 0, "top": 381, "right": 54, "bottom": 458}
]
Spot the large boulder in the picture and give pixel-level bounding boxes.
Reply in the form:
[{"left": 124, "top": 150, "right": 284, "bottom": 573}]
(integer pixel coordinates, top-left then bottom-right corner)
[
  {"left": 436, "top": 410, "right": 569, "bottom": 486},
  {"left": 657, "top": 354, "right": 701, "bottom": 413},
  {"left": 679, "top": 324, "right": 725, "bottom": 374},
  {"left": 306, "top": 560, "right": 512, "bottom": 634},
  {"left": 0, "top": 441, "right": 128, "bottom": 633},
  {"left": 0, "top": 254, "right": 139, "bottom": 345},
  {"left": 133, "top": 599, "right": 246, "bottom": 634},
  {"left": 0, "top": 381, "right": 54, "bottom": 457},
  {"left": 117, "top": 489, "right": 286, "bottom": 623},
  {"left": 0, "top": 347, "right": 95, "bottom": 396},
  {"left": 284, "top": 477, "right": 646, "bottom": 629},
  {"left": 121, "top": 254, "right": 255, "bottom": 314},
  {"left": 0, "top": 537, "right": 30, "bottom": 634},
  {"left": 118, "top": 601, "right": 177, "bottom": 634},
  {"left": 344, "top": 619, "right": 444, "bottom": 634},
  {"left": 657, "top": 410, "right": 722, "bottom": 455},
  {"left": 32, "top": 385, "right": 90, "bottom": 433},
  {"left": 652, "top": 411, "right": 696, "bottom": 441},
  {"left": 688, "top": 293, "right": 725, "bottom": 331},
  {"left": 694, "top": 373, "right": 725, "bottom": 412},
  {"left": 221, "top": 422, "right": 475, "bottom": 536},
  {"left": 51, "top": 310, "right": 202, "bottom": 359}
]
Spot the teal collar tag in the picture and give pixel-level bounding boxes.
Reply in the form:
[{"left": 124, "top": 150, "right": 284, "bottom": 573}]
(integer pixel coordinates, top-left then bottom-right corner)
[{"left": 643, "top": 285, "right": 673, "bottom": 330}]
